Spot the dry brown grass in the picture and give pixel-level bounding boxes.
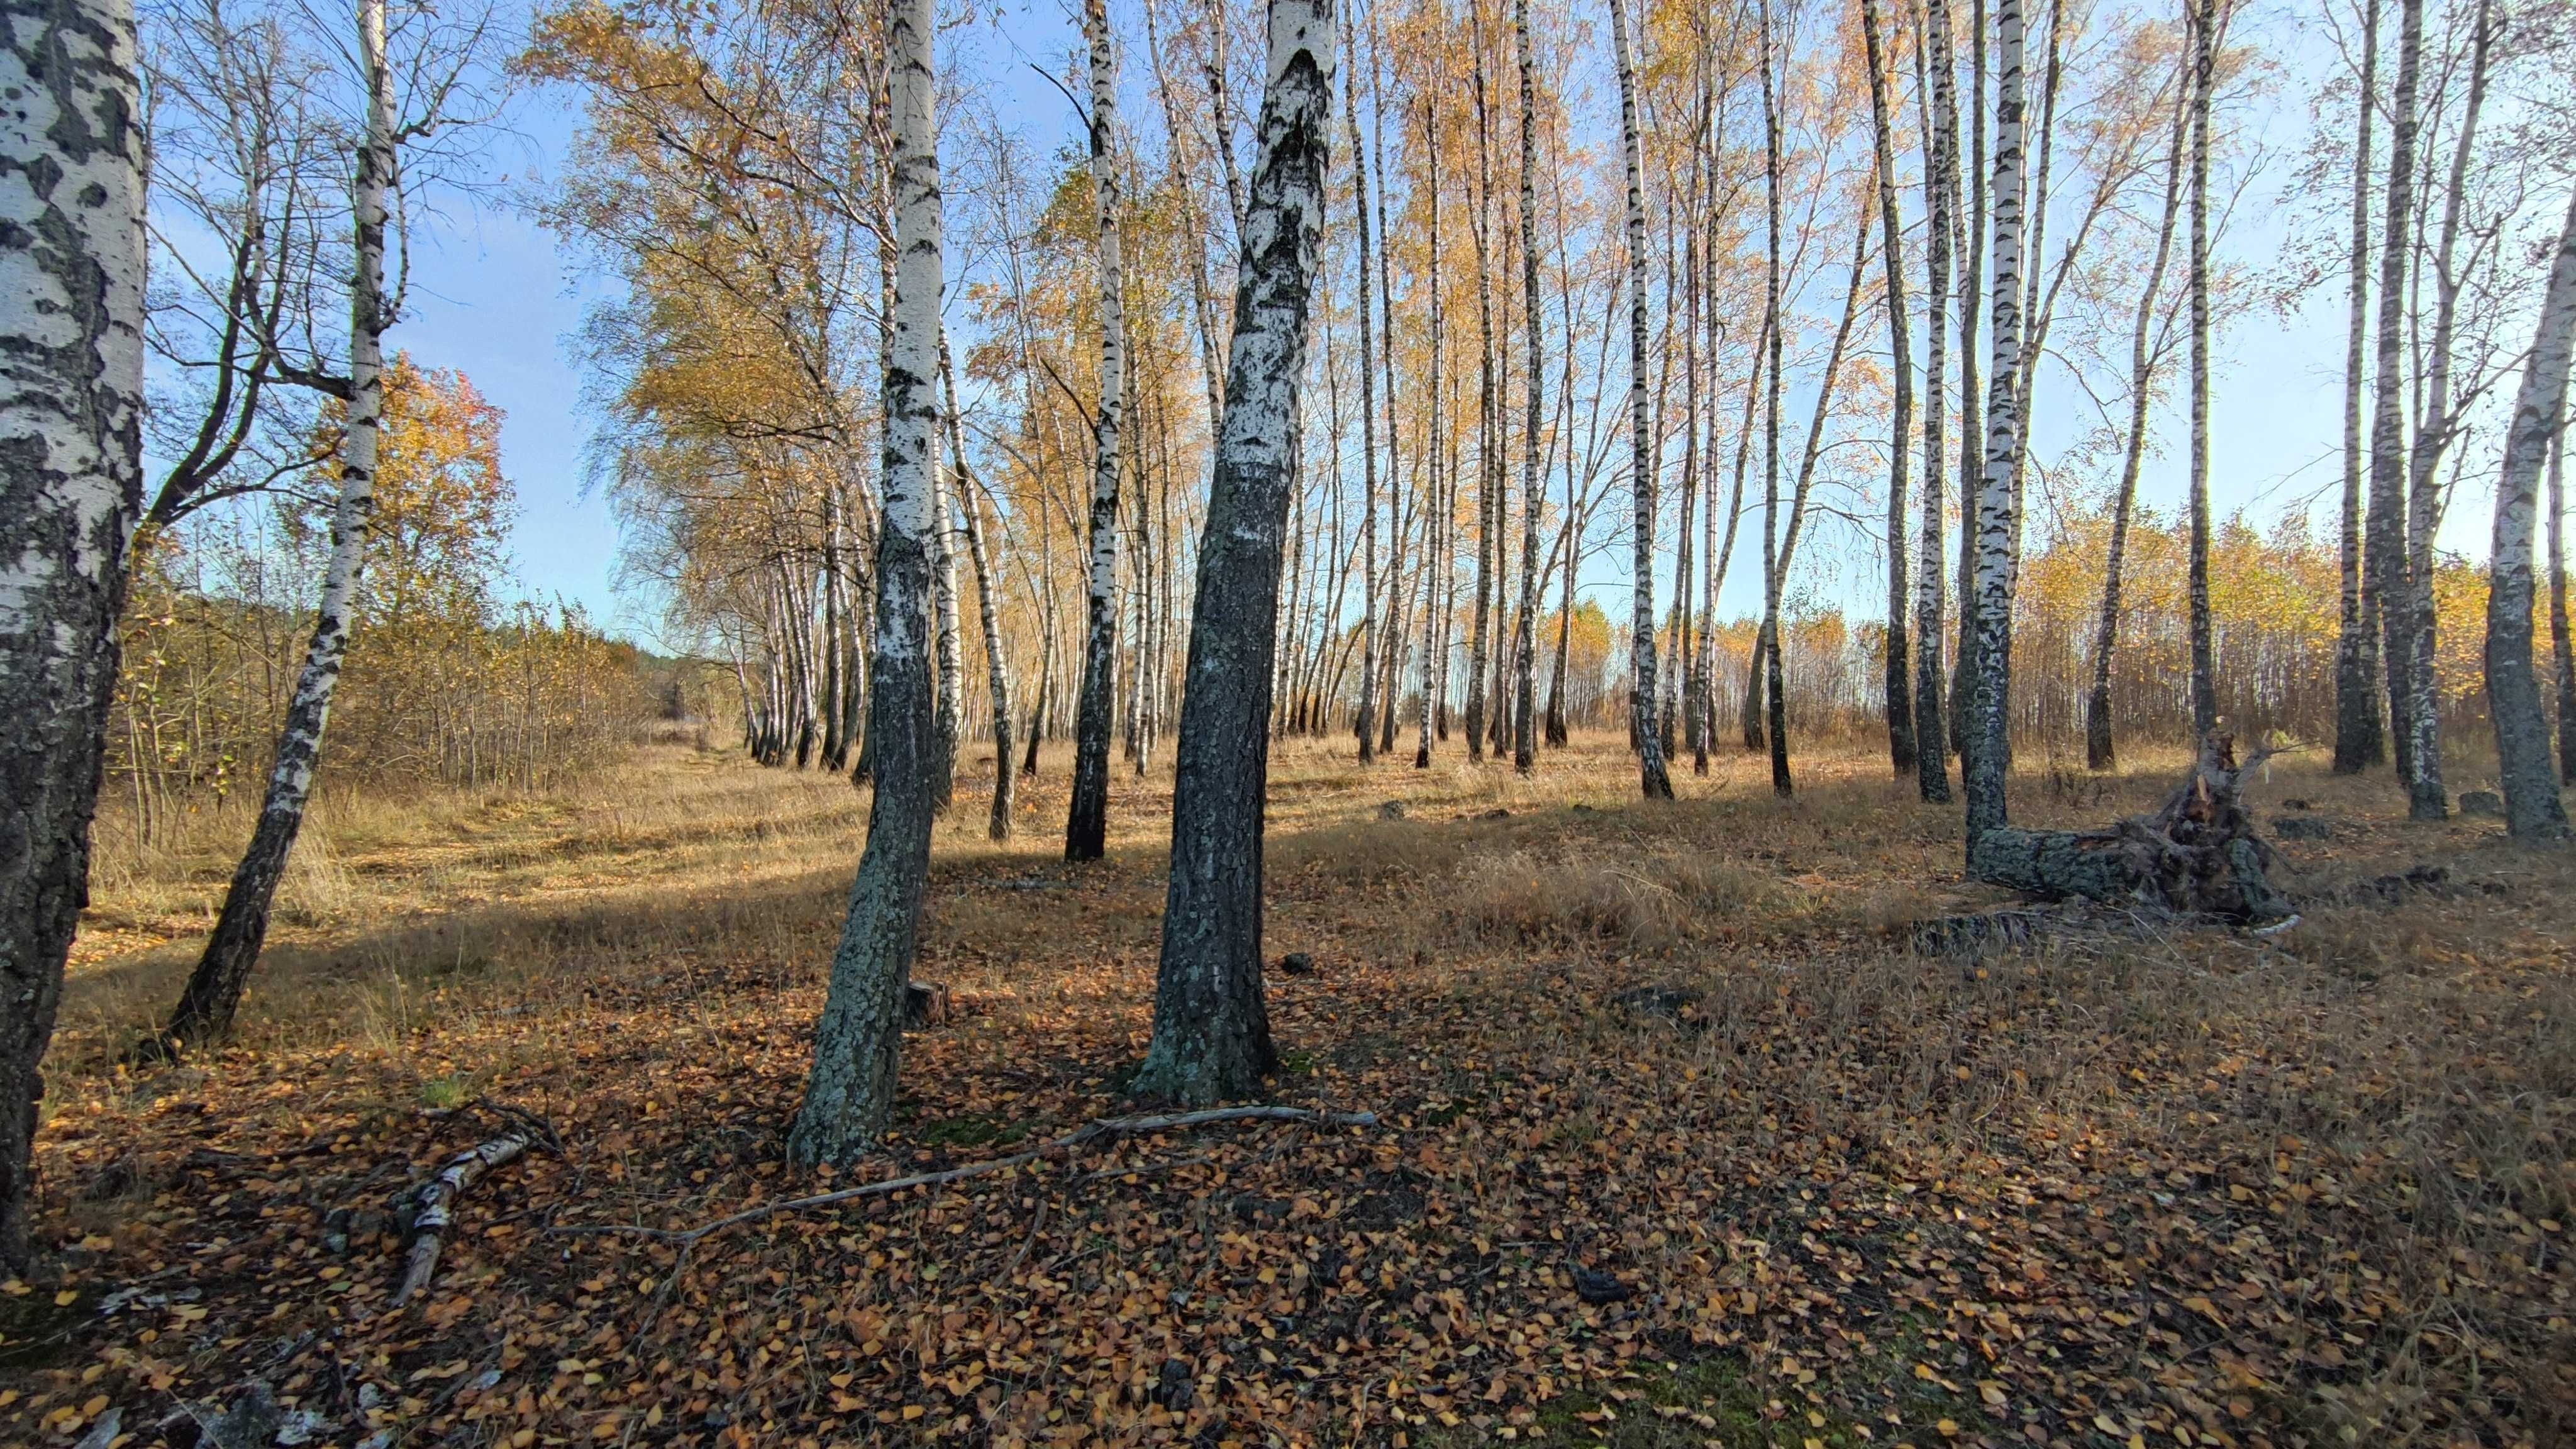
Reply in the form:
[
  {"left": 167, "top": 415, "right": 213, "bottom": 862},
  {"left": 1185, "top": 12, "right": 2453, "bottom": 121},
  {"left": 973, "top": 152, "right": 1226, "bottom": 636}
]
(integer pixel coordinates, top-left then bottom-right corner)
[{"left": 16, "top": 730, "right": 2573, "bottom": 1448}]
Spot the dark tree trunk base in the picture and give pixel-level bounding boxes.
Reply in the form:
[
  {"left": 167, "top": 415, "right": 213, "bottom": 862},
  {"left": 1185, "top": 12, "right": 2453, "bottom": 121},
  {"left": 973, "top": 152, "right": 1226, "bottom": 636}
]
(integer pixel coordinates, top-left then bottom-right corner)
[{"left": 1968, "top": 732, "right": 2296, "bottom": 926}]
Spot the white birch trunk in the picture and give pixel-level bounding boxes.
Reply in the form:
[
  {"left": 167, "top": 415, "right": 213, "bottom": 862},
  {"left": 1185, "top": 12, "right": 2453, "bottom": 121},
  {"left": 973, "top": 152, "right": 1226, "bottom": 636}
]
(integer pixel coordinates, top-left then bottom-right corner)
[
  {"left": 1611, "top": 0, "right": 1672, "bottom": 799},
  {"left": 0, "top": 0, "right": 146, "bottom": 1266},
  {"left": 789, "top": 0, "right": 943, "bottom": 1166},
  {"left": 1140, "top": 0, "right": 1335, "bottom": 1105},
  {"left": 2333, "top": 0, "right": 2385, "bottom": 774},
  {"left": 941, "top": 340, "right": 1014, "bottom": 840},
  {"left": 2484, "top": 187, "right": 2576, "bottom": 839},
  {"left": 1510, "top": 0, "right": 1543, "bottom": 773},
  {"left": 1067, "top": 0, "right": 1126, "bottom": 857},
  {"left": 1913, "top": 0, "right": 1957, "bottom": 802},
  {"left": 167, "top": 0, "right": 392, "bottom": 1046},
  {"left": 1963, "top": 0, "right": 2028, "bottom": 851}
]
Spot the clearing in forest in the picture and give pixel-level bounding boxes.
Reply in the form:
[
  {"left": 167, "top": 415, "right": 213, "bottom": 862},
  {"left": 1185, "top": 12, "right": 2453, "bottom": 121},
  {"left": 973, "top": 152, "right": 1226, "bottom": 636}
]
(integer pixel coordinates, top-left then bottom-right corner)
[{"left": 8, "top": 736, "right": 2571, "bottom": 1448}]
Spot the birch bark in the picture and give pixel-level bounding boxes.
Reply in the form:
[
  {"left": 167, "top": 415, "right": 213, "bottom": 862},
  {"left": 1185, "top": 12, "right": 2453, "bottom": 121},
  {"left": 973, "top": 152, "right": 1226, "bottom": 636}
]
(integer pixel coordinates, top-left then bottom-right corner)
[
  {"left": 0, "top": 0, "right": 146, "bottom": 1266},
  {"left": 1862, "top": 0, "right": 1916, "bottom": 777},
  {"left": 1963, "top": 0, "right": 2027, "bottom": 852},
  {"left": 167, "top": 0, "right": 394, "bottom": 1046},
  {"left": 1139, "top": 0, "right": 1335, "bottom": 1104},
  {"left": 1914, "top": 0, "right": 1957, "bottom": 801},
  {"left": 1510, "top": 0, "right": 1543, "bottom": 773},
  {"left": 2333, "top": 0, "right": 2385, "bottom": 774},
  {"left": 788, "top": 0, "right": 943, "bottom": 1165},
  {"left": 2185, "top": 0, "right": 2217, "bottom": 740},
  {"left": 2483, "top": 187, "right": 2576, "bottom": 839},
  {"left": 941, "top": 341, "right": 1015, "bottom": 840},
  {"left": 1611, "top": 0, "right": 1673, "bottom": 799},
  {"left": 1067, "top": 0, "right": 1126, "bottom": 858}
]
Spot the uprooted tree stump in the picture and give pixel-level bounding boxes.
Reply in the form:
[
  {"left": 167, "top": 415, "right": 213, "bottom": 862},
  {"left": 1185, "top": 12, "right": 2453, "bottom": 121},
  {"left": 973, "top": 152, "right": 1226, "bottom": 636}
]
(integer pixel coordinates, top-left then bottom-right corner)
[{"left": 1968, "top": 733, "right": 2296, "bottom": 928}]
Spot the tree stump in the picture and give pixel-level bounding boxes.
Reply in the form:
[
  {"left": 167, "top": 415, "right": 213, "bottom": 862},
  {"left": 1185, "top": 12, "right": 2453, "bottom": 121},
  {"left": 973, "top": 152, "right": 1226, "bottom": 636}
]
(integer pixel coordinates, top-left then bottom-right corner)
[{"left": 1968, "top": 733, "right": 2295, "bottom": 926}]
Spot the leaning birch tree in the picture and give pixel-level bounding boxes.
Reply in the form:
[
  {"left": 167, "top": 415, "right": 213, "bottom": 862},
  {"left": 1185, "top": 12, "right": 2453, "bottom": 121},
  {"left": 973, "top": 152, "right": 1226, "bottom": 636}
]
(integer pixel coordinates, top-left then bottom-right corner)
[
  {"left": 1067, "top": 0, "right": 1127, "bottom": 859},
  {"left": 942, "top": 340, "right": 1014, "bottom": 840},
  {"left": 787, "top": 0, "right": 943, "bottom": 1166},
  {"left": 0, "top": 0, "right": 147, "bottom": 1267},
  {"left": 2482, "top": 187, "right": 2576, "bottom": 840},
  {"left": 166, "top": 0, "right": 401, "bottom": 1047},
  {"left": 1862, "top": 0, "right": 1914, "bottom": 777},
  {"left": 1964, "top": 0, "right": 2029, "bottom": 853},
  {"left": 1136, "top": 0, "right": 1335, "bottom": 1104}
]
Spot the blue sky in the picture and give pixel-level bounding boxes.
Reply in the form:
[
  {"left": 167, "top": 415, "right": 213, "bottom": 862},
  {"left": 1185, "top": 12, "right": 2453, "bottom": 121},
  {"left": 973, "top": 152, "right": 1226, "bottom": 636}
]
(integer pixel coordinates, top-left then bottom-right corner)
[{"left": 377, "top": 0, "right": 2504, "bottom": 644}]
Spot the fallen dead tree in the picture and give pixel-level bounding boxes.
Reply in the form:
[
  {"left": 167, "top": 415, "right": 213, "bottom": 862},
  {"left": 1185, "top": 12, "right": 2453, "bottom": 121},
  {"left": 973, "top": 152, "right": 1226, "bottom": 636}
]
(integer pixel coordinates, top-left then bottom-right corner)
[
  {"left": 387, "top": 1104, "right": 559, "bottom": 1309},
  {"left": 1968, "top": 733, "right": 2297, "bottom": 930}
]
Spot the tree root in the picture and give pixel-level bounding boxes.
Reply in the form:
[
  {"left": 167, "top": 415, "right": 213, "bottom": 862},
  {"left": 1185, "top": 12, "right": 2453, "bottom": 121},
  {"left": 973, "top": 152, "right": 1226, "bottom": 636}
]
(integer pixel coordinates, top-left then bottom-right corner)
[{"left": 1968, "top": 732, "right": 2296, "bottom": 928}]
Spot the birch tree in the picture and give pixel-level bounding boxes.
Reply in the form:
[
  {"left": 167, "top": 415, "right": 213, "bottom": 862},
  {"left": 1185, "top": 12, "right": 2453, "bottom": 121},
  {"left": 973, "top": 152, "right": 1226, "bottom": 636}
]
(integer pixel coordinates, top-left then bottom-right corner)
[
  {"left": 787, "top": 0, "right": 942, "bottom": 1165},
  {"left": 1509, "top": 0, "right": 1543, "bottom": 774},
  {"left": 1067, "top": 0, "right": 1127, "bottom": 858},
  {"left": 1757, "top": 0, "right": 1789, "bottom": 796},
  {"left": 1964, "top": 0, "right": 2029, "bottom": 852},
  {"left": 2184, "top": 0, "right": 2217, "bottom": 740},
  {"left": 1611, "top": 0, "right": 1673, "bottom": 800},
  {"left": 943, "top": 340, "right": 1015, "bottom": 840},
  {"left": 1862, "top": 0, "right": 1915, "bottom": 777},
  {"left": 166, "top": 0, "right": 402, "bottom": 1048},
  {"left": 2482, "top": 187, "right": 2576, "bottom": 840},
  {"left": 2084, "top": 42, "right": 2189, "bottom": 772},
  {"left": 1914, "top": 0, "right": 1961, "bottom": 802},
  {"left": 2364, "top": 0, "right": 2426, "bottom": 814},
  {"left": 1344, "top": 11, "right": 1380, "bottom": 763},
  {"left": 2332, "top": 0, "right": 2385, "bottom": 774},
  {"left": 1138, "top": 0, "right": 1334, "bottom": 1104},
  {"left": 0, "top": 0, "right": 147, "bottom": 1267},
  {"left": 2553, "top": 423, "right": 2575, "bottom": 786}
]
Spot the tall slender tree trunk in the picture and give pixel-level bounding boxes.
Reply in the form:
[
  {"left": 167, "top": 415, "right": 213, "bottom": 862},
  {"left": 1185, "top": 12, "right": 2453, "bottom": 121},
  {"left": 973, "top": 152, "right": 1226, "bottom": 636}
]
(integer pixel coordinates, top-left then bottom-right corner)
[
  {"left": 1510, "top": 0, "right": 1543, "bottom": 772},
  {"left": 1416, "top": 102, "right": 1445, "bottom": 769},
  {"left": 2393, "top": 0, "right": 2489, "bottom": 820},
  {"left": 1963, "top": 0, "right": 2027, "bottom": 853},
  {"left": 1863, "top": 0, "right": 1916, "bottom": 776},
  {"left": 2084, "top": 48, "right": 2189, "bottom": 771},
  {"left": 1465, "top": 8, "right": 1497, "bottom": 761},
  {"left": 2483, "top": 187, "right": 2576, "bottom": 839},
  {"left": 1067, "top": 0, "right": 1127, "bottom": 859},
  {"left": 942, "top": 343, "right": 1016, "bottom": 840},
  {"left": 1913, "top": 0, "right": 1955, "bottom": 801},
  {"left": 1611, "top": 0, "right": 1673, "bottom": 798},
  {"left": 2333, "top": 0, "right": 2386, "bottom": 773},
  {"left": 1137, "top": 0, "right": 1333, "bottom": 1104},
  {"left": 787, "top": 0, "right": 943, "bottom": 1167},
  {"left": 167, "top": 0, "right": 393, "bottom": 1048},
  {"left": 1757, "top": 0, "right": 1790, "bottom": 796},
  {"left": 929, "top": 398, "right": 963, "bottom": 810},
  {"left": 1344, "top": 15, "right": 1380, "bottom": 763},
  {"left": 2367, "top": 0, "right": 2423, "bottom": 808},
  {"left": 1951, "top": 0, "right": 1989, "bottom": 757},
  {"left": 2184, "top": 0, "right": 2217, "bottom": 740},
  {"left": 0, "top": 0, "right": 146, "bottom": 1267},
  {"left": 2552, "top": 421, "right": 2575, "bottom": 786}
]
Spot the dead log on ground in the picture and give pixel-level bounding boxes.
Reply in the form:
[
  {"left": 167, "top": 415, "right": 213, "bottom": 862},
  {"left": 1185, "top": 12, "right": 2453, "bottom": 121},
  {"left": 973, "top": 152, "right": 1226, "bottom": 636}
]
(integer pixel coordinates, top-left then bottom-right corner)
[
  {"left": 389, "top": 1135, "right": 531, "bottom": 1308},
  {"left": 1968, "top": 733, "right": 2297, "bottom": 928}
]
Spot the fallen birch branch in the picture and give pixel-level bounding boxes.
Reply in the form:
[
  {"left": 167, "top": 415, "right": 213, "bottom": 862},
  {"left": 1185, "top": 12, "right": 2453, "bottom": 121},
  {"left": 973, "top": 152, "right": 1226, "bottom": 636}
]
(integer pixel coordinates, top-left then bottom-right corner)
[
  {"left": 557, "top": 1104, "right": 1379, "bottom": 1251},
  {"left": 389, "top": 1135, "right": 533, "bottom": 1309}
]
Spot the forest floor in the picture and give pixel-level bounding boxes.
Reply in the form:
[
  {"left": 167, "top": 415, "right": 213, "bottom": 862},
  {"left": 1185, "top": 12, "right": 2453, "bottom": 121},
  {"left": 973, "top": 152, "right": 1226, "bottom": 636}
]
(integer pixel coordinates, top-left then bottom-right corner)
[{"left": 7, "top": 732, "right": 2572, "bottom": 1449}]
